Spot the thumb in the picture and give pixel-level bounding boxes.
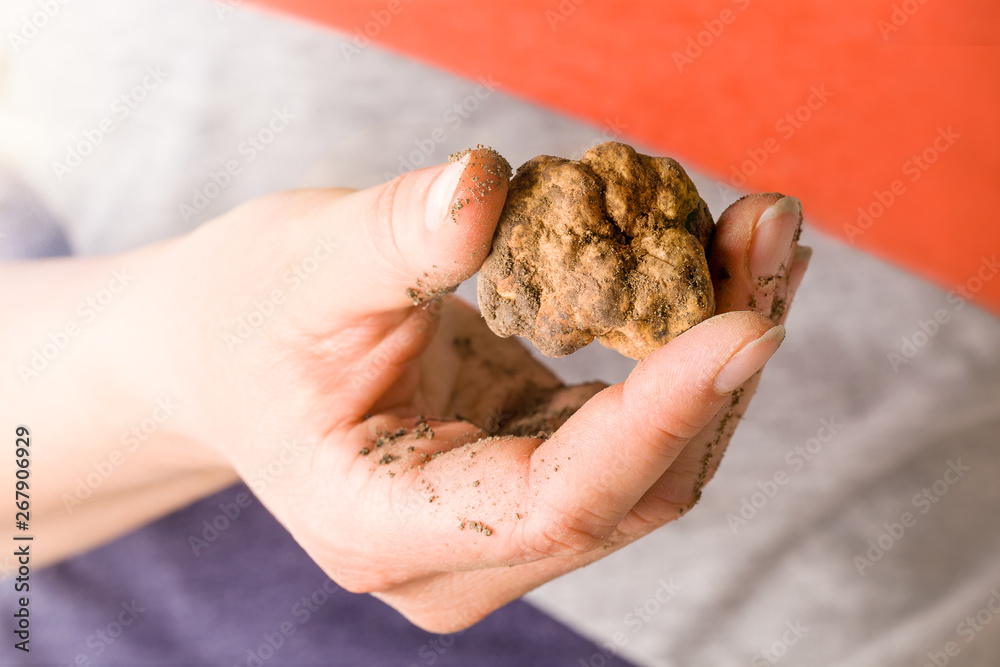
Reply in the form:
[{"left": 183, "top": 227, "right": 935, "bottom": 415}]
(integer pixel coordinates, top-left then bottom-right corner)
[{"left": 329, "top": 147, "right": 511, "bottom": 315}]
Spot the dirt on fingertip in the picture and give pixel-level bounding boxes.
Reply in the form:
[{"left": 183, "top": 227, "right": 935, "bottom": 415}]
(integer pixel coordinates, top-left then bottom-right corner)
[{"left": 448, "top": 144, "right": 513, "bottom": 223}]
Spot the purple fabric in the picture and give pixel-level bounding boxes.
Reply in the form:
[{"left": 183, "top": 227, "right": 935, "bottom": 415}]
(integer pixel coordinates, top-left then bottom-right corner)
[
  {"left": 0, "top": 168, "right": 72, "bottom": 260},
  {"left": 3, "top": 482, "right": 637, "bottom": 666}
]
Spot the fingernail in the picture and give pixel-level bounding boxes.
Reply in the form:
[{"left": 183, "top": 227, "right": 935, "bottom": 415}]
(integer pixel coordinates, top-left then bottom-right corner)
[
  {"left": 750, "top": 196, "right": 802, "bottom": 278},
  {"left": 784, "top": 246, "right": 813, "bottom": 305},
  {"left": 426, "top": 152, "right": 471, "bottom": 231},
  {"left": 714, "top": 325, "right": 785, "bottom": 394}
]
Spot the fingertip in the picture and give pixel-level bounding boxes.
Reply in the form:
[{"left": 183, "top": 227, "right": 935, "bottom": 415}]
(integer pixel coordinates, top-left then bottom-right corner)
[
  {"left": 446, "top": 145, "right": 511, "bottom": 231},
  {"left": 334, "top": 147, "right": 512, "bottom": 312},
  {"left": 639, "top": 310, "right": 778, "bottom": 369},
  {"left": 718, "top": 192, "right": 784, "bottom": 227},
  {"left": 623, "top": 311, "right": 776, "bottom": 407},
  {"left": 712, "top": 322, "right": 784, "bottom": 394},
  {"left": 421, "top": 146, "right": 511, "bottom": 290}
]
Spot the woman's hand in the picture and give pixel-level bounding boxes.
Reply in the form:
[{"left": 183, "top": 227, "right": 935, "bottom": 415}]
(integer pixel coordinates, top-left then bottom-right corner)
[
  {"left": 167, "top": 148, "right": 808, "bottom": 631},
  {"left": 5, "top": 148, "right": 808, "bottom": 631}
]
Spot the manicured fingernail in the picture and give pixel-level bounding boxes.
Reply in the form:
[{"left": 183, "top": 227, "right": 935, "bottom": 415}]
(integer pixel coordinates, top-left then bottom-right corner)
[
  {"left": 426, "top": 152, "right": 472, "bottom": 231},
  {"left": 750, "top": 196, "right": 802, "bottom": 278},
  {"left": 714, "top": 325, "right": 785, "bottom": 394}
]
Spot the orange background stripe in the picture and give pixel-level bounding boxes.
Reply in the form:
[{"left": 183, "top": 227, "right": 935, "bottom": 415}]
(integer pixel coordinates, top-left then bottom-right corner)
[{"left": 247, "top": 0, "right": 1000, "bottom": 314}]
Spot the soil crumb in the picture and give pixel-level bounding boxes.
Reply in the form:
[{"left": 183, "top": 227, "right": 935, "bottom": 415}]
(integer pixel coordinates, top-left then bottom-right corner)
[
  {"left": 460, "top": 520, "right": 494, "bottom": 537},
  {"left": 414, "top": 420, "right": 434, "bottom": 439}
]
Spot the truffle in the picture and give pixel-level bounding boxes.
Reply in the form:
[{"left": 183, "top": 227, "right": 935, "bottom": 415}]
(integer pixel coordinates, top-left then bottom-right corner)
[{"left": 477, "top": 141, "right": 715, "bottom": 360}]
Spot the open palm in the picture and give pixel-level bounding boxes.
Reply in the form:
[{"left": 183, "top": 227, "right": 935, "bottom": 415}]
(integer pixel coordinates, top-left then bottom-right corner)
[{"left": 184, "top": 149, "right": 808, "bottom": 631}]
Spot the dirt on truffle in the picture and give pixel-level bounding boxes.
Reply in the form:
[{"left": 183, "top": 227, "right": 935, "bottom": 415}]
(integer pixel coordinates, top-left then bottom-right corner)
[{"left": 477, "top": 141, "right": 715, "bottom": 360}]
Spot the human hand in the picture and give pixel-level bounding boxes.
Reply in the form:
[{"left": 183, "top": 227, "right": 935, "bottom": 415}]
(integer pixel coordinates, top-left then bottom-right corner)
[{"left": 160, "top": 148, "right": 809, "bottom": 631}]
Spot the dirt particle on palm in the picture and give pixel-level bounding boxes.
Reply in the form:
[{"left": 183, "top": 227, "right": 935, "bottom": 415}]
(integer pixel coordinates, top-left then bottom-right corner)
[
  {"left": 374, "top": 430, "right": 396, "bottom": 448},
  {"left": 460, "top": 520, "right": 493, "bottom": 536},
  {"left": 414, "top": 420, "right": 434, "bottom": 439}
]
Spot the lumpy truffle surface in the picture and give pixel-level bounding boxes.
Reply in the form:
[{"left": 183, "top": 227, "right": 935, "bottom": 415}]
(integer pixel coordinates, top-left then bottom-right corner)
[{"left": 477, "top": 141, "right": 715, "bottom": 360}]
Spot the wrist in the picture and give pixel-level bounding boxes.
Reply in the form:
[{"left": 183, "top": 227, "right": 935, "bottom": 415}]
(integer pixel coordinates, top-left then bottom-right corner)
[{"left": 1, "top": 240, "right": 238, "bottom": 565}]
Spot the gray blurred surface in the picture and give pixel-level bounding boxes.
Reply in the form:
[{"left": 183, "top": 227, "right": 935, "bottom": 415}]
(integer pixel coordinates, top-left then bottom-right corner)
[{"left": 2, "top": 1, "right": 999, "bottom": 665}]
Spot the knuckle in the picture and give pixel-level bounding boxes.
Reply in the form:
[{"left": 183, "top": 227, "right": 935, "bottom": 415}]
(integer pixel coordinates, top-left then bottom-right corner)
[
  {"left": 652, "top": 411, "right": 703, "bottom": 444},
  {"left": 624, "top": 503, "right": 668, "bottom": 532},
  {"left": 365, "top": 176, "right": 414, "bottom": 279},
  {"left": 370, "top": 175, "right": 404, "bottom": 246},
  {"left": 522, "top": 505, "right": 615, "bottom": 558}
]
